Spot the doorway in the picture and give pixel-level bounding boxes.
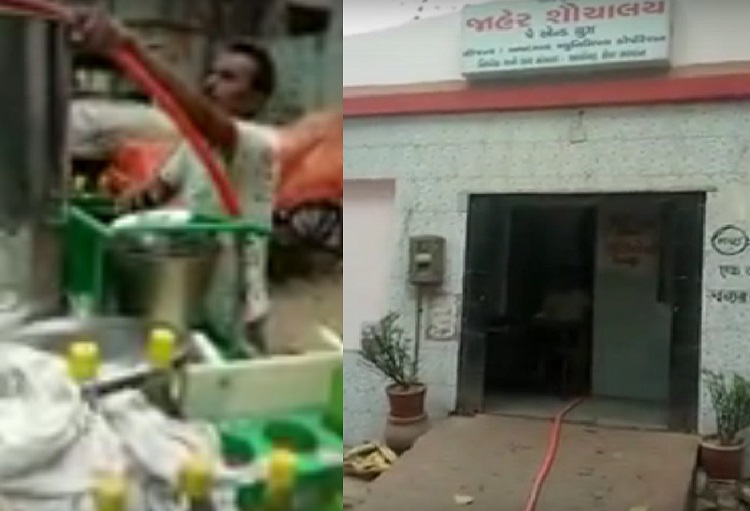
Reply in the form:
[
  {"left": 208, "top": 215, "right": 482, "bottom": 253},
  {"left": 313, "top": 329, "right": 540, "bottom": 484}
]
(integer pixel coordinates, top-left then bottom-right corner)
[
  {"left": 484, "top": 204, "right": 596, "bottom": 399},
  {"left": 457, "top": 193, "right": 705, "bottom": 432}
]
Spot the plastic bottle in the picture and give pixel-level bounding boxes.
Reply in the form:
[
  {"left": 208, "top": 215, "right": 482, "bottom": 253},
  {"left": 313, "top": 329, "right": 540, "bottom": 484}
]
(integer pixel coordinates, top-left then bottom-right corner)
[
  {"left": 93, "top": 472, "right": 127, "bottom": 511},
  {"left": 179, "top": 456, "right": 216, "bottom": 511},
  {"left": 264, "top": 449, "right": 298, "bottom": 511},
  {"left": 143, "top": 327, "right": 177, "bottom": 412},
  {"left": 67, "top": 340, "right": 101, "bottom": 383},
  {"left": 147, "top": 327, "right": 176, "bottom": 370},
  {"left": 67, "top": 339, "right": 101, "bottom": 407}
]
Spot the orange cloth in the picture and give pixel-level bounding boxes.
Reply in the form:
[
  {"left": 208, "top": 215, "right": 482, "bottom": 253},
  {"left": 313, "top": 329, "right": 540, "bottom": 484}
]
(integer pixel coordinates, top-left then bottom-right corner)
[
  {"left": 276, "top": 110, "right": 342, "bottom": 210},
  {"left": 108, "top": 139, "right": 176, "bottom": 194},
  {"left": 110, "top": 109, "right": 343, "bottom": 211}
]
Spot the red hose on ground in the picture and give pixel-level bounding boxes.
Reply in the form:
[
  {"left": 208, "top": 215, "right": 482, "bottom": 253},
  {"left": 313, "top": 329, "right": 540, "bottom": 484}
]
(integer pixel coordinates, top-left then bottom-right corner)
[
  {"left": 522, "top": 398, "right": 584, "bottom": 511},
  {"left": 0, "top": 0, "right": 242, "bottom": 217}
]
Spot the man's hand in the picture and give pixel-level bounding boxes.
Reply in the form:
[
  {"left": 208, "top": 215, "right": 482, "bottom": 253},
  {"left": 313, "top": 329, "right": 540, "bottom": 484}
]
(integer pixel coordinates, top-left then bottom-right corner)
[
  {"left": 70, "top": 7, "right": 134, "bottom": 56},
  {"left": 70, "top": 6, "right": 237, "bottom": 153},
  {"left": 115, "top": 179, "right": 177, "bottom": 213}
]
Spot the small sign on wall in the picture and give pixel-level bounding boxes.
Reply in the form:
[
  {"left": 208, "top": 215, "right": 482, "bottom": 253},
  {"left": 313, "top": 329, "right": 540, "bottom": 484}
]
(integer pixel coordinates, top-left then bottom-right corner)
[
  {"left": 601, "top": 212, "right": 659, "bottom": 272},
  {"left": 426, "top": 294, "right": 461, "bottom": 342},
  {"left": 461, "top": 0, "right": 672, "bottom": 78}
]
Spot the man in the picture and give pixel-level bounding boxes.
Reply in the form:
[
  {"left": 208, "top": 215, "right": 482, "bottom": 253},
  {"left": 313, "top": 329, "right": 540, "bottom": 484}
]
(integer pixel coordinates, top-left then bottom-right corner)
[{"left": 72, "top": 8, "right": 278, "bottom": 353}]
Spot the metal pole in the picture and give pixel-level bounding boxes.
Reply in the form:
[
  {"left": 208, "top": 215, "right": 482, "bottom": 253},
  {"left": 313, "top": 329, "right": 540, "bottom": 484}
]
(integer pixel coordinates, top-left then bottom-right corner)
[{"left": 413, "top": 287, "right": 424, "bottom": 379}]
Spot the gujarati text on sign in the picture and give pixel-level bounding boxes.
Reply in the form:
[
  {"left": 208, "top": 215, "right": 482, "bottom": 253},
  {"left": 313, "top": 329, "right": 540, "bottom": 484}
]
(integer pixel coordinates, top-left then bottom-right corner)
[{"left": 461, "top": 0, "right": 672, "bottom": 78}]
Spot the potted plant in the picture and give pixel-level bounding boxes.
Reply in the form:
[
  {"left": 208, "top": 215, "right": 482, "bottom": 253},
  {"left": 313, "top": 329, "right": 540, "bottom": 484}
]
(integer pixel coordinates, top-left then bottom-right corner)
[
  {"left": 701, "top": 370, "right": 750, "bottom": 480},
  {"left": 359, "top": 312, "right": 429, "bottom": 453}
]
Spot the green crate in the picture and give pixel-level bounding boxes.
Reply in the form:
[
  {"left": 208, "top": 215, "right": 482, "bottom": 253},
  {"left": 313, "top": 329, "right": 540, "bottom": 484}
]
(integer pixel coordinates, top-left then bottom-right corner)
[
  {"left": 219, "top": 411, "right": 343, "bottom": 510},
  {"left": 326, "top": 365, "right": 343, "bottom": 437},
  {"left": 63, "top": 202, "right": 114, "bottom": 311},
  {"left": 62, "top": 200, "right": 271, "bottom": 318}
]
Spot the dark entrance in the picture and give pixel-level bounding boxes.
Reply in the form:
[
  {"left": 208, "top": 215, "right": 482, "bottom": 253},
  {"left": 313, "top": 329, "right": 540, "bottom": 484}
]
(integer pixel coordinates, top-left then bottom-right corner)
[{"left": 456, "top": 193, "right": 705, "bottom": 432}]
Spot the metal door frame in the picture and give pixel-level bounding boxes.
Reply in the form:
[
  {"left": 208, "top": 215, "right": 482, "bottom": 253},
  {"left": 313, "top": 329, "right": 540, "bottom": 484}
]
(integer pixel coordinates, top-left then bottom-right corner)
[{"left": 456, "top": 192, "right": 705, "bottom": 432}]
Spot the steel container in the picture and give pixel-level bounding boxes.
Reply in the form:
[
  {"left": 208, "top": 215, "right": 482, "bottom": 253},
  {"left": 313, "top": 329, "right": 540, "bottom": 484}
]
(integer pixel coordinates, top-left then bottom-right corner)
[
  {"left": 0, "top": 16, "right": 68, "bottom": 316},
  {"left": 110, "top": 231, "right": 221, "bottom": 332}
]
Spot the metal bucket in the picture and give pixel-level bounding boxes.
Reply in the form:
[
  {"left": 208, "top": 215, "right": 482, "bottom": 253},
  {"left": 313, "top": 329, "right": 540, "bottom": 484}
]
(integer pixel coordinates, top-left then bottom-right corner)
[{"left": 110, "top": 231, "right": 221, "bottom": 332}]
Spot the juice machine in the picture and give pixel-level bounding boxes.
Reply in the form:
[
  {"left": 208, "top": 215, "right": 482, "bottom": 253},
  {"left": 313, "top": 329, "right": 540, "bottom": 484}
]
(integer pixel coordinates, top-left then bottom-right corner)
[
  {"left": 0, "top": 10, "right": 343, "bottom": 510},
  {"left": 0, "top": 15, "right": 67, "bottom": 318}
]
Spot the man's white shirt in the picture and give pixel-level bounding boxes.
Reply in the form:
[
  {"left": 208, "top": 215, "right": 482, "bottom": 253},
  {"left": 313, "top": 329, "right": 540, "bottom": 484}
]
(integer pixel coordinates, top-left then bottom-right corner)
[{"left": 70, "top": 99, "right": 278, "bottom": 325}]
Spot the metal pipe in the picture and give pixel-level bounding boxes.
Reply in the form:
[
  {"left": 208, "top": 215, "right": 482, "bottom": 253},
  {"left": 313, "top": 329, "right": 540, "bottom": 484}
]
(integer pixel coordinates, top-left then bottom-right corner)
[{"left": 413, "top": 288, "right": 424, "bottom": 379}]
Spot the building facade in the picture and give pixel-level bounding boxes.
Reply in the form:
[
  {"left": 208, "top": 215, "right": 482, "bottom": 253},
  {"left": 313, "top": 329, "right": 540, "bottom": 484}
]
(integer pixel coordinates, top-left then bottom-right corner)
[{"left": 343, "top": 0, "right": 750, "bottom": 445}]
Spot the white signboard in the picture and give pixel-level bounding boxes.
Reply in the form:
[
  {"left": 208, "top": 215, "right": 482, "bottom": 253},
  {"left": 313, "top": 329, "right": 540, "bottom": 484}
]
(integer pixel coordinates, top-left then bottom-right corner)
[{"left": 461, "top": 0, "right": 672, "bottom": 78}]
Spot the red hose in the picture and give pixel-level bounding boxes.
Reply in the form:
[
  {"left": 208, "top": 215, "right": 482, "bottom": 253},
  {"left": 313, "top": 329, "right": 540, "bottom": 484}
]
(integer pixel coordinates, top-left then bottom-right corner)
[
  {"left": 0, "top": 0, "right": 242, "bottom": 216},
  {"left": 522, "top": 398, "right": 584, "bottom": 511},
  {"left": 111, "top": 49, "right": 242, "bottom": 216}
]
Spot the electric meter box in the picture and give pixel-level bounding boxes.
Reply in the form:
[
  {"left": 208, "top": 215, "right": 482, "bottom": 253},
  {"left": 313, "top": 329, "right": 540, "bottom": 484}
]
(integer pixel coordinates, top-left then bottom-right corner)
[{"left": 408, "top": 235, "right": 446, "bottom": 286}]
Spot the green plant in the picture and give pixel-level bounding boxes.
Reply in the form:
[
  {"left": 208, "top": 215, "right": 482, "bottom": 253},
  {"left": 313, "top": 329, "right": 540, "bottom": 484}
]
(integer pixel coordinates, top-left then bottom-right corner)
[
  {"left": 359, "top": 313, "right": 419, "bottom": 389},
  {"left": 704, "top": 370, "right": 750, "bottom": 446}
]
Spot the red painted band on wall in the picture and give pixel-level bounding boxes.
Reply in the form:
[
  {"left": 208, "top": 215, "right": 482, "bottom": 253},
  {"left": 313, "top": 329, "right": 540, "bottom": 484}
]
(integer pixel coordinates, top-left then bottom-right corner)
[{"left": 343, "top": 71, "right": 750, "bottom": 118}]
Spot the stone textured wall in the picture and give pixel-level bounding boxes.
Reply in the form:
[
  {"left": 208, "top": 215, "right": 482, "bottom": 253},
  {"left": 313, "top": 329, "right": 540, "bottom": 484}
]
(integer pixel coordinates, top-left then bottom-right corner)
[
  {"left": 343, "top": 102, "right": 750, "bottom": 444},
  {"left": 324, "top": 0, "right": 342, "bottom": 106},
  {"left": 265, "top": 8, "right": 342, "bottom": 123},
  {"left": 266, "top": 36, "right": 326, "bottom": 122}
]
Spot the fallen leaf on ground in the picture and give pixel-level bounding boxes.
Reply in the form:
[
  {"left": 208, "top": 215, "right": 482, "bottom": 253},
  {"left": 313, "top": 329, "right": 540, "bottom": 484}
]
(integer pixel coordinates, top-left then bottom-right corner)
[
  {"left": 344, "top": 443, "right": 398, "bottom": 481},
  {"left": 454, "top": 494, "right": 474, "bottom": 506}
]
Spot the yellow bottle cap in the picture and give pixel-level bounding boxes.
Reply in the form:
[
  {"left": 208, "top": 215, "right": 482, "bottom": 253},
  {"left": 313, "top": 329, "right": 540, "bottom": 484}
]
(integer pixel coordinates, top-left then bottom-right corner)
[
  {"left": 147, "top": 328, "right": 176, "bottom": 369},
  {"left": 179, "top": 456, "right": 213, "bottom": 500},
  {"left": 266, "top": 449, "right": 298, "bottom": 496},
  {"left": 93, "top": 473, "right": 127, "bottom": 511},
  {"left": 67, "top": 341, "right": 101, "bottom": 382}
]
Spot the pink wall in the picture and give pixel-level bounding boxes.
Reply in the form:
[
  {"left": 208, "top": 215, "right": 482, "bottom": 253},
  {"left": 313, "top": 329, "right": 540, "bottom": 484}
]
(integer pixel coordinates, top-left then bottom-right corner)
[{"left": 343, "top": 180, "right": 397, "bottom": 350}]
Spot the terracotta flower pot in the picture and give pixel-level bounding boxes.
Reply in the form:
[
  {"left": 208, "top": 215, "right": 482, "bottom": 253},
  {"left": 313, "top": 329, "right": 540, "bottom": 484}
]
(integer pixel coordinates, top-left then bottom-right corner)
[
  {"left": 385, "top": 415, "right": 431, "bottom": 455},
  {"left": 700, "top": 438, "right": 746, "bottom": 480},
  {"left": 384, "top": 384, "right": 430, "bottom": 454},
  {"left": 386, "top": 384, "right": 427, "bottom": 419}
]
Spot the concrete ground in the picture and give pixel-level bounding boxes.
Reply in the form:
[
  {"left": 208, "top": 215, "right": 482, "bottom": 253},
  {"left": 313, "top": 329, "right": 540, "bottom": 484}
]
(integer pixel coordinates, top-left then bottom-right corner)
[
  {"left": 344, "top": 477, "right": 371, "bottom": 509},
  {"left": 352, "top": 415, "right": 697, "bottom": 511}
]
